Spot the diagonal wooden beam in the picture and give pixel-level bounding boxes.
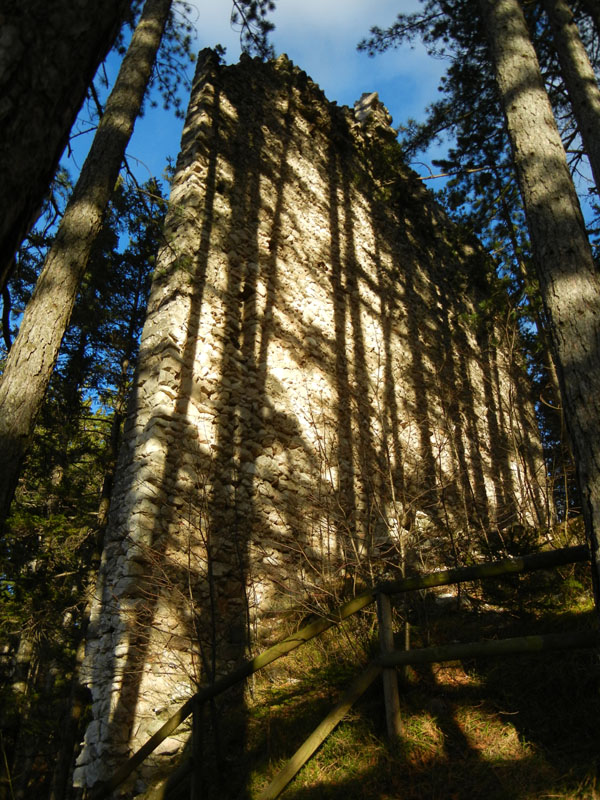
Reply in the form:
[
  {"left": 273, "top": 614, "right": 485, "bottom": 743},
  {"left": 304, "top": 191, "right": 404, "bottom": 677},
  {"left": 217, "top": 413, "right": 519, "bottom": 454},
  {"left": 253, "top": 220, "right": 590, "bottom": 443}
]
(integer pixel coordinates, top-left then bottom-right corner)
[{"left": 257, "top": 664, "right": 383, "bottom": 800}]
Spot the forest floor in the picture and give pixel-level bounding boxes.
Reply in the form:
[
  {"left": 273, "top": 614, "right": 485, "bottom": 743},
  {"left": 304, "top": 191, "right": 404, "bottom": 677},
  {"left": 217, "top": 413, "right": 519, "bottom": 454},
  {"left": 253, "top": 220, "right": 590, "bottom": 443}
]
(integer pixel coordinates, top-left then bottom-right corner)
[
  {"left": 160, "top": 536, "right": 599, "bottom": 800},
  {"left": 234, "top": 554, "right": 599, "bottom": 800}
]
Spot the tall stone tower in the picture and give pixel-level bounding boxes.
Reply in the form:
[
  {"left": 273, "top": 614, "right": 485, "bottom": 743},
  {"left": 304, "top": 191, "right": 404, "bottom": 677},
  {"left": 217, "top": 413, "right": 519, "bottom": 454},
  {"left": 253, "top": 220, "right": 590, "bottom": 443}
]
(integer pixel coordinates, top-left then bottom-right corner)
[{"left": 74, "top": 50, "right": 547, "bottom": 793}]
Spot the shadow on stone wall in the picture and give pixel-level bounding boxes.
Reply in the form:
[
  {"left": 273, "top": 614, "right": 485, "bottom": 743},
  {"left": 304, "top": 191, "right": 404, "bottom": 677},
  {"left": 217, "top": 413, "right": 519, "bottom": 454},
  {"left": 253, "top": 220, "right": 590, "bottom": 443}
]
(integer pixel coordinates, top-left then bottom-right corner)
[{"left": 78, "top": 55, "right": 225, "bottom": 793}]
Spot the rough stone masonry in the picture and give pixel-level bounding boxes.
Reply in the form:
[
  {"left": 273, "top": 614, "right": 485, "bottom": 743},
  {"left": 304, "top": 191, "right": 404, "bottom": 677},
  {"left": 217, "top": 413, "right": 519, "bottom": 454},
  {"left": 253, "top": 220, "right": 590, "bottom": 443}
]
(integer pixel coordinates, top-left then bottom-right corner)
[{"left": 74, "top": 50, "right": 548, "bottom": 793}]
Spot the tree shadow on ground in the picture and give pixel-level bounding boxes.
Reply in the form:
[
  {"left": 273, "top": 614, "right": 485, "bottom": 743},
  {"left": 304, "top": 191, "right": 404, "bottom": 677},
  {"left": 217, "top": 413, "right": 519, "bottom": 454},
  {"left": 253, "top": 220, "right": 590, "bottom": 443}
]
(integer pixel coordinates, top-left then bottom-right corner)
[{"left": 243, "top": 598, "right": 599, "bottom": 800}]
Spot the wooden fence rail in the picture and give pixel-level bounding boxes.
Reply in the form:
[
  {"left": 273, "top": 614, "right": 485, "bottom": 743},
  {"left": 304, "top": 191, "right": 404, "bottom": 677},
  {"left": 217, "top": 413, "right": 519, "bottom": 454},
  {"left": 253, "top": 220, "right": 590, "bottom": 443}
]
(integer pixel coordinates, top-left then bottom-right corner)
[{"left": 376, "top": 627, "right": 599, "bottom": 669}]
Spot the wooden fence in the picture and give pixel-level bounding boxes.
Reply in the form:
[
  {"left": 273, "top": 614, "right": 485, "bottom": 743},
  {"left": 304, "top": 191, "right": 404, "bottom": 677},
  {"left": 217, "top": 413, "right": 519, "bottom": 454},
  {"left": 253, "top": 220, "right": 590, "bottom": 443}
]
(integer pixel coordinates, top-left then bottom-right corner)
[{"left": 89, "top": 544, "right": 596, "bottom": 799}]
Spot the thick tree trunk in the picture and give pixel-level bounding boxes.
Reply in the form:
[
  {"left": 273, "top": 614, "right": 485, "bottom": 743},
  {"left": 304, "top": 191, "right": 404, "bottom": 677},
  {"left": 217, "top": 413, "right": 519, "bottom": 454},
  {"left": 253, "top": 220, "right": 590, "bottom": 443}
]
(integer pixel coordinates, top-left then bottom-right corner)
[
  {"left": 0, "top": 0, "right": 131, "bottom": 290},
  {"left": 0, "top": 0, "right": 173, "bottom": 530},
  {"left": 479, "top": 0, "right": 600, "bottom": 610},
  {"left": 543, "top": 0, "right": 600, "bottom": 195}
]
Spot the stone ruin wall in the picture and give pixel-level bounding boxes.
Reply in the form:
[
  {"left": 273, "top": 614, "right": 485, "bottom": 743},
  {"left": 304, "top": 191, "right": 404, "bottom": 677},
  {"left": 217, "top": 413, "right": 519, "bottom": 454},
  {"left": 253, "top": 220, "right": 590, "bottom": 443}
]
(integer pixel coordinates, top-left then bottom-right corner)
[{"left": 75, "top": 51, "right": 548, "bottom": 792}]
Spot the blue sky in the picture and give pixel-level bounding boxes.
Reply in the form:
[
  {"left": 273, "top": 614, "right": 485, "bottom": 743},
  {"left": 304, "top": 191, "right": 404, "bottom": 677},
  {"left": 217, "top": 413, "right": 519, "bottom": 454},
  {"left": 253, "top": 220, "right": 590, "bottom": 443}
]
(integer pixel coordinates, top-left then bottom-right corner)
[
  {"left": 67, "top": 2, "right": 448, "bottom": 189},
  {"left": 64, "top": 1, "right": 597, "bottom": 223}
]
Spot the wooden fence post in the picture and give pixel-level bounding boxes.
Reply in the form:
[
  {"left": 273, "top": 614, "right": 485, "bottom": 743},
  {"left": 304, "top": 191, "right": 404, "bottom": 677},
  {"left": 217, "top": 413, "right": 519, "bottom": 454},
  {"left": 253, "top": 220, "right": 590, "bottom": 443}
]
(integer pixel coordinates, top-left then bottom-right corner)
[{"left": 376, "top": 592, "right": 402, "bottom": 739}]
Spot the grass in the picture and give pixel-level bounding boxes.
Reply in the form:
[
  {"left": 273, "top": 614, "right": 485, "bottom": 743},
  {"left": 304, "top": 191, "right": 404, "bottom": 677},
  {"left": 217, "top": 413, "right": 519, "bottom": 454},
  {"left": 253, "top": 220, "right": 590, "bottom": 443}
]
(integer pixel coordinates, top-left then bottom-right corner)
[{"left": 169, "top": 556, "right": 600, "bottom": 800}]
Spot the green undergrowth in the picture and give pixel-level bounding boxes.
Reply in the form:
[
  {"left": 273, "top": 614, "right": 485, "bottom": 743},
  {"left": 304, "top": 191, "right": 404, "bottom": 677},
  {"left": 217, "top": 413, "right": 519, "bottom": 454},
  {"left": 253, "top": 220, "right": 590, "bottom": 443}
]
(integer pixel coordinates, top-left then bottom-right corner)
[{"left": 180, "top": 554, "right": 599, "bottom": 800}]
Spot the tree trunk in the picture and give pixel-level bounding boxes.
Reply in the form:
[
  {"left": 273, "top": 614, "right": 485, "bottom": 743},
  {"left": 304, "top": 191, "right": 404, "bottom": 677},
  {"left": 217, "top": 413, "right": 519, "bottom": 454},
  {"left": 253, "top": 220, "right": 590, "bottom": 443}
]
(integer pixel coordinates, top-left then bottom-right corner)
[
  {"left": 0, "top": 0, "right": 173, "bottom": 530},
  {"left": 0, "top": 0, "right": 131, "bottom": 291},
  {"left": 478, "top": 0, "right": 600, "bottom": 611},
  {"left": 543, "top": 0, "right": 600, "bottom": 195},
  {"left": 488, "top": 156, "right": 563, "bottom": 408}
]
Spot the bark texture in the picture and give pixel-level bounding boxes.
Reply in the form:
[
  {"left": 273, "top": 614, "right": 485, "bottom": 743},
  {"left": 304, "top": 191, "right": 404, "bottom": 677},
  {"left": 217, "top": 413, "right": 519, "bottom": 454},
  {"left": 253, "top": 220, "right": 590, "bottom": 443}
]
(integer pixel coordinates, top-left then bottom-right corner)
[
  {"left": 0, "top": 0, "right": 173, "bottom": 529},
  {"left": 0, "top": 0, "right": 131, "bottom": 290},
  {"left": 479, "top": 0, "right": 600, "bottom": 605},
  {"left": 543, "top": 0, "right": 600, "bottom": 195}
]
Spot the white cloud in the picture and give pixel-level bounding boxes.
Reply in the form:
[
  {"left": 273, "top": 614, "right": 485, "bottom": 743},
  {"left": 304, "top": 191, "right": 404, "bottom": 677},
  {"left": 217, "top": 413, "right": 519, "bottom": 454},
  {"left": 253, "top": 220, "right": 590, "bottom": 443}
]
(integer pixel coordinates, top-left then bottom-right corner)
[
  {"left": 108, "top": 1, "right": 448, "bottom": 183},
  {"left": 187, "top": 0, "right": 445, "bottom": 130}
]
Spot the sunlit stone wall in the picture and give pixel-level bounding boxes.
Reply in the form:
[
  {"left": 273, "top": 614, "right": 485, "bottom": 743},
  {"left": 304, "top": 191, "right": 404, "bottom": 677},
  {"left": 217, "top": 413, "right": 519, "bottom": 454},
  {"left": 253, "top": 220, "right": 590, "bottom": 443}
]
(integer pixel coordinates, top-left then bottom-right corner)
[{"left": 75, "top": 50, "right": 547, "bottom": 793}]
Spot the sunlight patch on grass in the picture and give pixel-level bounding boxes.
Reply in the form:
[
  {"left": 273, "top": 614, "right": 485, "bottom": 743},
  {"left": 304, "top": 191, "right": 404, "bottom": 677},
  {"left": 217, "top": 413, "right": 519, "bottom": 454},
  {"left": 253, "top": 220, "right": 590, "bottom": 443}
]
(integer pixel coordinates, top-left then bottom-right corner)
[{"left": 455, "top": 704, "right": 528, "bottom": 760}]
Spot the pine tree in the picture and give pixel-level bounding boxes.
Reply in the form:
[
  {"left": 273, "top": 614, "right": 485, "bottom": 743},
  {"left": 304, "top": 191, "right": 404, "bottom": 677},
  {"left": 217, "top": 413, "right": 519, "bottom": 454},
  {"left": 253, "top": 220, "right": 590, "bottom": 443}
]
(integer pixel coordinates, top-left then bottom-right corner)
[
  {"left": 478, "top": 0, "right": 600, "bottom": 604},
  {"left": 359, "top": 0, "right": 597, "bottom": 519},
  {"left": 542, "top": 0, "right": 600, "bottom": 196},
  {"left": 0, "top": 177, "right": 165, "bottom": 799},
  {"left": 0, "top": 0, "right": 173, "bottom": 530}
]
